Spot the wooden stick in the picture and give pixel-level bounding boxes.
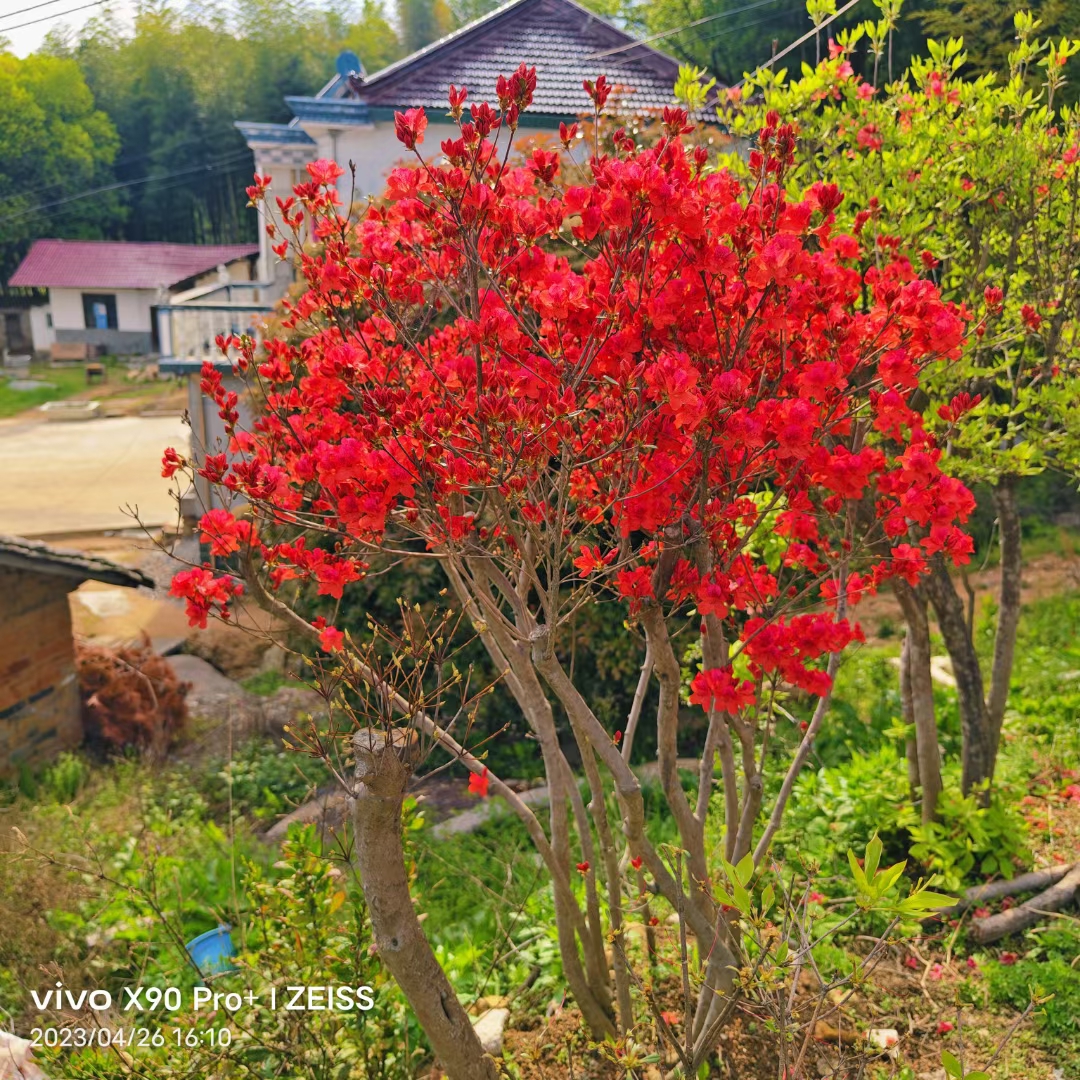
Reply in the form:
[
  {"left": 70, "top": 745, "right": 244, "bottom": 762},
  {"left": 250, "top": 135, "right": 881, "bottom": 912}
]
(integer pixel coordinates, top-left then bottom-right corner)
[
  {"left": 971, "top": 865, "right": 1080, "bottom": 945},
  {"left": 938, "top": 863, "right": 1074, "bottom": 917}
]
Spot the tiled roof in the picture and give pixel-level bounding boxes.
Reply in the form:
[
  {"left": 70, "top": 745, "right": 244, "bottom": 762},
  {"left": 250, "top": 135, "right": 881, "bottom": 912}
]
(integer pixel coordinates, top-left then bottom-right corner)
[
  {"left": 357, "top": 0, "right": 696, "bottom": 115},
  {"left": 284, "top": 97, "right": 371, "bottom": 126},
  {"left": 0, "top": 535, "right": 153, "bottom": 590},
  {"left": 235, "top": 121, "right": 316, "bottom": 147},
  {"left": 8, "top": 240, "right": 259, "bottom": 291}
]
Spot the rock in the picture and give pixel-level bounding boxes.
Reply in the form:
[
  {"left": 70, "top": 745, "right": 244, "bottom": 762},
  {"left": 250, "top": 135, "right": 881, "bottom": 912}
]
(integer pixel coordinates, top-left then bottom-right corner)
[
  {"left": 472, "top": 1007, "right": 509, "bottom": 1056},
  {"left": 469, "top": 995, "right": 508, "bottom": 1016},
  {"left": 0, "top": 1029, "right": 49, "bottom": 1079},
  {"left": 867, "top": 1028, "right": 900, "bottom": 1060},
  {"left": 262, "top": 789, "right": 349, "bottom": 844},
  {"left": 260, "top": 685, "right": 323, "bottom": 740}
]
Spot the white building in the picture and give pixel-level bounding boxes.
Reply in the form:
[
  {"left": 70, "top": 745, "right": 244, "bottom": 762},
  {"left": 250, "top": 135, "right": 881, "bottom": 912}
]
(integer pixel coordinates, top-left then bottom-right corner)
[
  {"left": 9, "top": 239, "right": 260, "bottom": 357},
  {"left": 236, "top": 0, "right": 690, "bottom": 285}
]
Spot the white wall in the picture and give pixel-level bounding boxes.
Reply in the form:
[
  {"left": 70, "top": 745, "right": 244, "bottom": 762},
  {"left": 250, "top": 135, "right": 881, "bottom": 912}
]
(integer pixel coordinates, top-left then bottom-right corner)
[
  {"left": 48, "top": 287, "right": 154, "bottom": 332},
  {"left": 116, "top": 290, "right": 153, "bottom": 332},
  {"left": 28, "top": 305, "right": 54, "bottom": 353},
  {"left": 49, "top": 288, "right": 87, "bottom": 331},
  {"left": 254, "top": 119, "right": 561, "bottom": 284}
]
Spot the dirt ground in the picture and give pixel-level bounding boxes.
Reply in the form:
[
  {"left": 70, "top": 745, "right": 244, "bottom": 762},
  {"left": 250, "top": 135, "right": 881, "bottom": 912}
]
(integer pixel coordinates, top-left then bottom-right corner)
[
  {"left": 856, "top": 549, "right": 1080, "bottom": 643},
  {"left": 0, "top": 414, "right": 189, "bottom": 536},
  {"left": 500, "top": 774, "right": 1080, "bottom": 1080}
]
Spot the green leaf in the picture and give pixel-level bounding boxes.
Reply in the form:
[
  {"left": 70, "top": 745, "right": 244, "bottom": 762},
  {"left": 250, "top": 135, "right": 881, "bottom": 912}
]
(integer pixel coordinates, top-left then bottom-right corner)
[
  {"left": 761, "top": 882, "right": 775, "bottom": 914},
  {"left": 735, "top": 852, "right": 754, "bottom": 887},
  {"left": 941, "top": 1050, "right": 963, "bottom": 1079},
  {"left": 847, "top": 848, "right": 869, "bottom": 893},
  {"left": 865, "top": 833, "right": 883, "bottom": 882}
]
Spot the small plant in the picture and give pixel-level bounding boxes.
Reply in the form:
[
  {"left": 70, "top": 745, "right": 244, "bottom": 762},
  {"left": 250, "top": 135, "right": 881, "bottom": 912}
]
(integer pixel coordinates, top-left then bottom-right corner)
[{"left": 39, "top": 752, "right": 90, "bottom": 803}]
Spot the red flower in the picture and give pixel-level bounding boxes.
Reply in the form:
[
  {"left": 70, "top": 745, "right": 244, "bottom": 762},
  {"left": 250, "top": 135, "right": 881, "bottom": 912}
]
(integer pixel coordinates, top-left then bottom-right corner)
[
  {"left": 999, "top": 952, "right": 1018, "bottom": 965},
  {"left": 468, "top": 767, "right": 490, "bottom": 798},
  {"left": 161, "top": 447, "right": 185, "bottom": 478},
  {"left": 689, "top": 668, "right": 756, "bottom": 715},
  {"left": 394, "top": 107, "right": 428, "bottom": 150},
  {"left": 1021, "top": 304, "right": 1042, "bottom": 331},
  {"left": 576, "top": 861, "right": 590, "bottom": 874},
  {"left": 660, "top": 1011, "right": 680, "bottom": 1025},
  {"left": 937, "top": 1021, "right": 953, "bottom": 1034},
  {"left": 306, "top": 158, "right": 344, "bottom": 185},
  {"left": 630, "top": 856, "right": 643, "bottom": 870},
  {"left": 319, "top": 626, "right": 345, "bottom": 652},
  {"left": 984, "top": 285, "right": 1004, "bottom": 312}
]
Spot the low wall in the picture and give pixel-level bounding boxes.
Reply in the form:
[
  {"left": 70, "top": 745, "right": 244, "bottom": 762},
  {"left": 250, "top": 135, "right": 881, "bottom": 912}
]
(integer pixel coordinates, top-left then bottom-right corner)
[
  {"left": 55, "top": 328, "right": 153, "bottom": 356},
  {"left": 0, "top": 568, "right": 82, "bottom": 775}
]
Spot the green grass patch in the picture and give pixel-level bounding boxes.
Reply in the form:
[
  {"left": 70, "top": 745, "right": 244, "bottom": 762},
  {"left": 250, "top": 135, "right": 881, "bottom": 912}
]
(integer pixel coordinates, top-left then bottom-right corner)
[{"left": 0, "top": 363, "right": 90, "bottom": 418}]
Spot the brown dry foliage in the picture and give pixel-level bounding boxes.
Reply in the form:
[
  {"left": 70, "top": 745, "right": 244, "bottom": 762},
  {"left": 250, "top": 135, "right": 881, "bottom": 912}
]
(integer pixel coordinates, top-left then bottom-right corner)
[{"left": 76, "top": 637, "right": 188, "bottom": 757}]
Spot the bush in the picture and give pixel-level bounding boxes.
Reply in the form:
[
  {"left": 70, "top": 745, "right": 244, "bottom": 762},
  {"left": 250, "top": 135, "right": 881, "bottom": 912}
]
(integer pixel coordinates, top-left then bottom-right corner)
[{"left": 76, "top": 638, "right": 188, "bottom": 757}]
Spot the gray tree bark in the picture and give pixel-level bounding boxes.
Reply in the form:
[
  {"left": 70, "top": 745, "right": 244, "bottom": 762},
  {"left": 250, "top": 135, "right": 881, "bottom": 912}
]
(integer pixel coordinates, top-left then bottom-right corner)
[
  {"left": 924, "top": 555, "right": 992, "bottom": 796},
  {"left": 922, "top": 475, "right": 1023, "bottom": 800},
  {"left": 987, "top": 476, "right": 1023, "bottom": 780},
  {"left": 351, "top": 730, "right": 498, "bottom": 1080},
  {"left": 893, "top": 581, "right": 942, "bottom": 823}
]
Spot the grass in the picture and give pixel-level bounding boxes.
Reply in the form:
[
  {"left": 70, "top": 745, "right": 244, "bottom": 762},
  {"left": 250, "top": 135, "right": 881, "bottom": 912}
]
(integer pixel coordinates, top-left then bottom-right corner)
[
  {"left": 0, "top": 362, "right": 89, "bottom": 418},
  {"left": 3, "top": 589, "right": 1079, "bottom": 1078}
]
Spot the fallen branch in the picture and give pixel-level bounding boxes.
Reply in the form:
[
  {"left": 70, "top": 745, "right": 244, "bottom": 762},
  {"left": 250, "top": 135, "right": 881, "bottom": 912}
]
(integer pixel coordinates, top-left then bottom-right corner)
[
  {"left": 938, "top": 863, "right": 1074, "bottom": 917},
  {"left": 971, "top": 864, "right": 1080, "bottom": 945}
]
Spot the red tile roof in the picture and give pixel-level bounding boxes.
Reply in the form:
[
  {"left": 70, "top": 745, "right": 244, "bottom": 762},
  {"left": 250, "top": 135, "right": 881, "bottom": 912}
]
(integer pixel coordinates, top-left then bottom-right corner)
[{"left": 8, "top": 240, "right": 259, "bottom": 290}]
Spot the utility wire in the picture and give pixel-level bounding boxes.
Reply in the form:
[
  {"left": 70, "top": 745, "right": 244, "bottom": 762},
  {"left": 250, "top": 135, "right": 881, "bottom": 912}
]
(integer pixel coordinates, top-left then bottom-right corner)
[
  {"left": 601, "top": 11, "right": 790, "bottom": 74},
  {"left": 0, "top": 148, "right": 254, "bottom": 226},
  {"left": 0, "top": 0, "right": 79, "bottom": 21},
  {"left": 0, "top": 0, "right": 107, "bottom": 33},
  {"left": 589, "top": 0, "right": 787, "bottom": 60},
  {"left": 735, "top": 0, "right": 865, "bottom": 87},
  {"left": 0, "top": 132, "right": 250, "bottom": 207}
]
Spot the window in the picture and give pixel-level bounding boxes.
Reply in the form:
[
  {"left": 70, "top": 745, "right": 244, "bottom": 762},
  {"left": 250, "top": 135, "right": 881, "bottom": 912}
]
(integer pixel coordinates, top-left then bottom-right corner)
[{"left": 82, "top": 293, "right": 118, "bottom": 331}]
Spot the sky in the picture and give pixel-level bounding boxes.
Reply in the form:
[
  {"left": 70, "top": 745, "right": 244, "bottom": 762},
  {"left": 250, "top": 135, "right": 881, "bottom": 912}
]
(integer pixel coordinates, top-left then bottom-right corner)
[{"left": 0, "top": 0, "right": 136, "bottom": 56}]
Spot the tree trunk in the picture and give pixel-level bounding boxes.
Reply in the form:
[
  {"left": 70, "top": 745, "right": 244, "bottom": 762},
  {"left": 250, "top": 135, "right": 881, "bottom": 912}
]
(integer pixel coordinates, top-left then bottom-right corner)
[
  {"left": 893, "top": 582, "right": 941, "bottom": 823},
  {"left": 986, "top": 476, "right": 1023, "bottom": 784},
  {"left": 351, "top": 730, "right": 498, "bottom": 1080},
  {"left": 924, "top": 555, "right": 993, "bottom": 797},
  {"left": 900, "top": 632, "right": 921, "bottom": 800}
]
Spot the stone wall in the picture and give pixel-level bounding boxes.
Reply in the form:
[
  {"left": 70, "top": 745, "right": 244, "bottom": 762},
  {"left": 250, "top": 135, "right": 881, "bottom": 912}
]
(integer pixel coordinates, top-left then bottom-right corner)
[{"left": 0, "top": 567, "right": 83, "bottom": 775}]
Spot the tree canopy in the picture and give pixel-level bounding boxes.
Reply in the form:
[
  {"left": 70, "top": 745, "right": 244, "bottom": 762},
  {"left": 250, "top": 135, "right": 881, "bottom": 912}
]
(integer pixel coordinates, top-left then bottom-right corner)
[{"left": 0, "top": 52, "right": 122, "bottom": 288}]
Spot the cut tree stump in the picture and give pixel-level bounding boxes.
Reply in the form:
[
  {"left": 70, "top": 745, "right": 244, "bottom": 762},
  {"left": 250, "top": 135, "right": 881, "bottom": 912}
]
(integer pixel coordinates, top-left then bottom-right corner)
[{"left": 970, "top": 863, "right": 1080, "bottom": 944}]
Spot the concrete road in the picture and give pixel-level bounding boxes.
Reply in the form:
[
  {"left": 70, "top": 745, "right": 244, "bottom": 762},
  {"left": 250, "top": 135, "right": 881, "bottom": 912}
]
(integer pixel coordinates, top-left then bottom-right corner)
[{"left": 0, "top": 414, "right": 188, "bottom": 537}]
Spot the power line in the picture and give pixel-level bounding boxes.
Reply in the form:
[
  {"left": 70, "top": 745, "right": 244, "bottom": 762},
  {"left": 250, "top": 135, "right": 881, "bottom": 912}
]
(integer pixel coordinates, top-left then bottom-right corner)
[
  {"left": 736, "top": 0, "right": 865, "bottom": 87},
  {"left": 0, "top": 0, "right": 80, "bottom": 21},
  {"left": 602, "top": 10, "right": 790, "bottom": 74},
  {"left": 590, "top": 0, "right": 787, "bottom": 61},
  {"left": 0, "top": 148, "right": 254, "bottom": 226},
  {"left": 0, "top": 0, "right": 107, "bottom": 33}
]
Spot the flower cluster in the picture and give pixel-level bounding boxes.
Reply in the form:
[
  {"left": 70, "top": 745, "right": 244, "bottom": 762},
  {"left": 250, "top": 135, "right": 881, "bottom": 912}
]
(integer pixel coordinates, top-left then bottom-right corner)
[{"left": 172, "top": 71, "right": 974, "bottom": 721}]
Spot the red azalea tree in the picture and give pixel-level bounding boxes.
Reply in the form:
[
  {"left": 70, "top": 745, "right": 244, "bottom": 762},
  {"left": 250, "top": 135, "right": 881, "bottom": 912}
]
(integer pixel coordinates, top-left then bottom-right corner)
[{"left": 163, "top": 71, "right": 972, "bottom": 1074}]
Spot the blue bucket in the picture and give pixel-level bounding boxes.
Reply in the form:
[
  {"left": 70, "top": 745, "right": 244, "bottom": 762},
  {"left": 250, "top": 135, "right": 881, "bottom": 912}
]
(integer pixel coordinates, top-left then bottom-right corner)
[{"left": 186, "top": 925, "right": 237, "bottom": 976}]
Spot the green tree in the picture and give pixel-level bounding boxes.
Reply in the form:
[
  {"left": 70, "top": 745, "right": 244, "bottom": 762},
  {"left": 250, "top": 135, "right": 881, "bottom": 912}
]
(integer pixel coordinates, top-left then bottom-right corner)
[
  {"left": 713, "top": 2, "right": 1080, "bottom": 807},
  {"left": 36, "top": 1, "right": 403, "bottom": 247},
  {"left": 622, "top": 0, "right": 862, "bottom": 88},
  {"left": 907, "top": 0, "right": 1080, "bottom": 84},
  {"left": 0, "top": 51, "right": 122, "bottom": 287},
  {"left": 397, "top": 0, "right": 453, "bottom": 53}
]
